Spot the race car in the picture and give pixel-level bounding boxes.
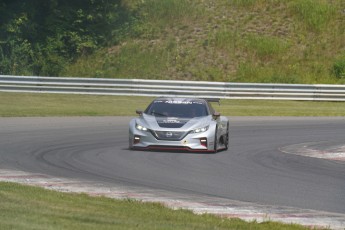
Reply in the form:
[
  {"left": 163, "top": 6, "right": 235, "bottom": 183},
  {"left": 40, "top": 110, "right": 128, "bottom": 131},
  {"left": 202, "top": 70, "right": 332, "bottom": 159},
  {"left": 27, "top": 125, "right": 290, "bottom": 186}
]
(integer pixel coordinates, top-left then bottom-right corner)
[{"left": 129, "top": 97, "right": 229, "bottom": 153}]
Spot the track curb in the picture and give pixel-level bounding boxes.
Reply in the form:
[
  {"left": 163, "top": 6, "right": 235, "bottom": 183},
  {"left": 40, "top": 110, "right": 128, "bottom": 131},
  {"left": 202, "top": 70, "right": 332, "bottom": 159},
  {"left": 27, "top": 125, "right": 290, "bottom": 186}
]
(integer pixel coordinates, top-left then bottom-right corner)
[{"left": 1, "top": 169, "right": 344, "bottom": 229}]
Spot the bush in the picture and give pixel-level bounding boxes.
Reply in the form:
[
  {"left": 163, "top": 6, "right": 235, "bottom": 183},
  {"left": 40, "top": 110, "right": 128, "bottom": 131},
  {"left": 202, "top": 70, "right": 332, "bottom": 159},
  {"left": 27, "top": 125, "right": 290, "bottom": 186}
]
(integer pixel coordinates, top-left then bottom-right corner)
[
  {"left": 0, "top": 0, "right": 130, "bottom": 76},
  {"left": 332, "top": 55, "right": 345, "bottom": 79},
  {"left": 0, "top": 39, "right": 35, "bottom": 75}
]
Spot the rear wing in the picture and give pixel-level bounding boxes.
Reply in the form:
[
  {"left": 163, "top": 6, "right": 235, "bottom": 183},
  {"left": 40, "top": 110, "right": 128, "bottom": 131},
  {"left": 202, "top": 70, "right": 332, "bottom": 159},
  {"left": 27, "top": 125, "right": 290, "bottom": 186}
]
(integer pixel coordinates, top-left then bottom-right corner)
[{"left": 203, "top": 98, "right": 220, "bottom": 105}]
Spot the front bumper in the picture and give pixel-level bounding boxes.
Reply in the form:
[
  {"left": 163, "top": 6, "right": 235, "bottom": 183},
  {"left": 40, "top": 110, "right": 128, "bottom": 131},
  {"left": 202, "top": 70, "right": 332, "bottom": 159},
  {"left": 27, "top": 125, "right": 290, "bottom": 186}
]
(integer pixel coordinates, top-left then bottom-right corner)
[{"left": 129, "top": 128, "right": 216, "bottom": 152}]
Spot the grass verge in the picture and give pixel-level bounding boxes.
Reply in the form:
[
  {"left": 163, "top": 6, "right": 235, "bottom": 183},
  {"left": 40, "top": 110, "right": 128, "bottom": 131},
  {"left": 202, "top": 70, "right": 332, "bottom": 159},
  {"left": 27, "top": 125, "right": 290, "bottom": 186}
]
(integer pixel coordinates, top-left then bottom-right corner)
[
  {"left": 0, "top": 182, "right": 311, "bottom": 230},
  {"left": 0, "top": 92, "right": 345, "bottom": 117}
]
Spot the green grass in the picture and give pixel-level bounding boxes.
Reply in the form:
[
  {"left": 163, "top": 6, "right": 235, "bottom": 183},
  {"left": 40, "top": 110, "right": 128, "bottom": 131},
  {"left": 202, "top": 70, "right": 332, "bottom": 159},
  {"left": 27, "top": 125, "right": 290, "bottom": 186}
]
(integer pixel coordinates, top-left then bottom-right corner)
[
  {"left": 1, "top": 92, "right": 345, "bottom": 117},
  {"left": 290, "top": 0, "right": 336, "bottom": 31},
  {"left": 0, "top": 92, "right": 152, "bottom": 117},
  {"left": 62, "top": 0, "right": 344, "bottom": 84},
  {"left": 0, "top": 182, "right": 312, "bottom": 230},
  {"left": 244, "top": 35, "right": 289, "bottom": 60},
  {"left": 140, "top": 0, "right": 202, "bottom": 27}
]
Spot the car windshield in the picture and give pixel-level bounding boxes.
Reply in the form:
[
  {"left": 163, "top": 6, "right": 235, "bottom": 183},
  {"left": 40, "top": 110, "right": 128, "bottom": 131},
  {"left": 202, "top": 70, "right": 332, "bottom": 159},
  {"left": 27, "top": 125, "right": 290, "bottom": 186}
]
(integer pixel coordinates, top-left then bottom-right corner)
[{"left": 145, "top": 100, "right": 209, "bottom": 118}]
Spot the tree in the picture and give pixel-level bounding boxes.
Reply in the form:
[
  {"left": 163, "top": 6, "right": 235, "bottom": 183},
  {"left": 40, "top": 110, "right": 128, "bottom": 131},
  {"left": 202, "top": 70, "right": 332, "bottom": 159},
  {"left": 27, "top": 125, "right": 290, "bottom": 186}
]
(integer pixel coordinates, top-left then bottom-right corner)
[{"left": 0, "top": 0, "right": 128, "bottom": 76}]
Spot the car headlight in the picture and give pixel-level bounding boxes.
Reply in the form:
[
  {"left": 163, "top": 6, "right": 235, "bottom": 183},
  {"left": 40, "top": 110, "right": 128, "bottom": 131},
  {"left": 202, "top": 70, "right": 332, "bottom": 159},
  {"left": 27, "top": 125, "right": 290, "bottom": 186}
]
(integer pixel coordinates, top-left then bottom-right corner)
[
  {"left": 136, "top": 123, "right": 148, "bottom": 131},
  {"left": 191, "top": 125, "right": 209, "bottom": 133}
]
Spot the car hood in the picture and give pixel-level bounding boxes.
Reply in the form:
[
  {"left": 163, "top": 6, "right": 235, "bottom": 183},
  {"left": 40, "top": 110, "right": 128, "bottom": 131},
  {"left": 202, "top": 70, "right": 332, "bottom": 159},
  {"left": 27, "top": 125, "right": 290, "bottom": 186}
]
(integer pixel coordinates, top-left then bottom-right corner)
[{"left": 137, "top": 114, "right": 211, "bottom": 131}]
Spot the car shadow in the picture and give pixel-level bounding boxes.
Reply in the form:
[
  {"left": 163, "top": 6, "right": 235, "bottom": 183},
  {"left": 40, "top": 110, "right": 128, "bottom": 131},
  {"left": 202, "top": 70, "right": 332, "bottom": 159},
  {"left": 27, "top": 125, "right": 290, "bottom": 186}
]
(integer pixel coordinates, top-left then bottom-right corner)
[{"left": 122, "top": 147, "right": 228, "bottom": 155}]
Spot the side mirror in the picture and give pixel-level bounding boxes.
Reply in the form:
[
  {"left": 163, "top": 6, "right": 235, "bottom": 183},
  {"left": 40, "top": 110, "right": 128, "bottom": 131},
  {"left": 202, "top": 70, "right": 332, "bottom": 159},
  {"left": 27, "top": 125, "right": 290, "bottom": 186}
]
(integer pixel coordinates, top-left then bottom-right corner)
[
  {"left": 136, "top": 110, "right": 143, "bottom": 115},
  {"left": 213, "top": 112, "right": 220, "bottom": 119}
]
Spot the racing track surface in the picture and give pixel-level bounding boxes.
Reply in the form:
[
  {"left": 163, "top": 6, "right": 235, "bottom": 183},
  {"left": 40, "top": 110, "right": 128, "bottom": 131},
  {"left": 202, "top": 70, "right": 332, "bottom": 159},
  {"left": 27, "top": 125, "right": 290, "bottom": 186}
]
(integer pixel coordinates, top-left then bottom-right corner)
[{"left": 0, "top": 117, "right": 345, "bottom": 215}]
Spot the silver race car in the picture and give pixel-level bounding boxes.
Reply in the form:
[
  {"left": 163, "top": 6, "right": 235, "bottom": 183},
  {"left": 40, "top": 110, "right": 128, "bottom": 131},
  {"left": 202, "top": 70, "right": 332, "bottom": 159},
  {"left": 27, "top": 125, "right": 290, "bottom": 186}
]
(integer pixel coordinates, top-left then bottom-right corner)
[{"left": 129, "top": 97, "right": 229, "bottom": 153}]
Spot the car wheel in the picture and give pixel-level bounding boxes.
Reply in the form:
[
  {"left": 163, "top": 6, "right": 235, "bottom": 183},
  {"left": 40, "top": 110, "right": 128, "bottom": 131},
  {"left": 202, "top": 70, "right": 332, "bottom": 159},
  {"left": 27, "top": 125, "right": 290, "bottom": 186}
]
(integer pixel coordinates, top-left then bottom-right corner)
[
  {"left": 213, "top": 126, "right": 218, "bottom": 153},
  {"left": 224, "top": 124, "right": 229, "bottom": 150}
]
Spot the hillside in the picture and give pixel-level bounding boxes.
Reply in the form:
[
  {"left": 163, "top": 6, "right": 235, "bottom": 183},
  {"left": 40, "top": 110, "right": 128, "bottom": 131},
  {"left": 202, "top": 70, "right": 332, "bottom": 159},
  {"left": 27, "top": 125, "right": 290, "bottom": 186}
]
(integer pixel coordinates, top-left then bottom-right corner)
[
  {"left": 63, "top": 0, "right": 344, "bottom": 84},
  {"left": 1, "top": 0, "right": 344, "bottom": 84}
]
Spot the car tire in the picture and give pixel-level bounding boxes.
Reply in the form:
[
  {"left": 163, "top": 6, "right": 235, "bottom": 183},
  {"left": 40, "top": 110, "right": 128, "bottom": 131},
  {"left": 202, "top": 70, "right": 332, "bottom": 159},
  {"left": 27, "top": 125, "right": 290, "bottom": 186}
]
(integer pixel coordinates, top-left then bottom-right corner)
[
  {"left": 224, "top": 123, "right": 229, "bottom": 150},
  {"left": 213, "top": 126, "right": 218, "bottom": 153}
]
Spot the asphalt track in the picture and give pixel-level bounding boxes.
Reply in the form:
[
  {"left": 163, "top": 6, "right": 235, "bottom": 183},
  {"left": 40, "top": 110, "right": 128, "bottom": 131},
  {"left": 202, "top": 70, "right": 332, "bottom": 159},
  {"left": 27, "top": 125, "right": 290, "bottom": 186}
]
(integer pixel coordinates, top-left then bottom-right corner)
[{"left": 1, "top": 117, "right": 345, "bottom": 215}]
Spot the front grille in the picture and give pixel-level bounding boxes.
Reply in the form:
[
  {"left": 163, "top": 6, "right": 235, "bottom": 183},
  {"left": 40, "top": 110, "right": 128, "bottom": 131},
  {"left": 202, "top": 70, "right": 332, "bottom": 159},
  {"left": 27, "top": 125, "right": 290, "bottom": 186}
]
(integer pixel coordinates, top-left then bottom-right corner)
[{"left": 151, "top": 130, "right": 187, "bottom": 141}]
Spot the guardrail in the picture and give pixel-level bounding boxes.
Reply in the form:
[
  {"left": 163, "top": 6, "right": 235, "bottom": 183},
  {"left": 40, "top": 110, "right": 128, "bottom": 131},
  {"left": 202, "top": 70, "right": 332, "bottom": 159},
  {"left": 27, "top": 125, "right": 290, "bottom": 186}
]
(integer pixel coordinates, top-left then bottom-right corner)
[{"left": 1, "top": 75, "right": 345, "bottom": 101}]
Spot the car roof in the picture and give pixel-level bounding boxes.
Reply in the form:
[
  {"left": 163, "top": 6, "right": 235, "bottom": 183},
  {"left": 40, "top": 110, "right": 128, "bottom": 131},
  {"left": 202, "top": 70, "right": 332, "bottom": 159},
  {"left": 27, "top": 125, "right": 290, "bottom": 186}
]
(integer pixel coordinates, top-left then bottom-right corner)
[{"left": 153, "top": 97, "right": 207, "bottom": 103}]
